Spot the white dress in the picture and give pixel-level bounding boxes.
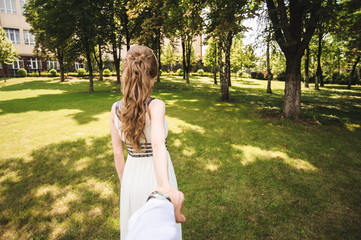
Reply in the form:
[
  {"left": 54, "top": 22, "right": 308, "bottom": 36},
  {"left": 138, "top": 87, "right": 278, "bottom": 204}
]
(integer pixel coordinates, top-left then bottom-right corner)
[{"left": 113, "top": 100, "right": 181, "bottom": 239}]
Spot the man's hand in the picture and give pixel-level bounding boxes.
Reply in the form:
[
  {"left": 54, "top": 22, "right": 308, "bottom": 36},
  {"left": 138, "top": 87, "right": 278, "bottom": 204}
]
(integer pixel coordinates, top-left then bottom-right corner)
[{"left": 156, "top": 186, "right": 186, "bottom": 223}]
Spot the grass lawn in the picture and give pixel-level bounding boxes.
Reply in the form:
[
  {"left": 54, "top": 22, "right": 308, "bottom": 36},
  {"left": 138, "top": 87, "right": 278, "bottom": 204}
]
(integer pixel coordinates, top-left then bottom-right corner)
[{"left": 0, "top": 76, "right": 360, "bottom": 240}]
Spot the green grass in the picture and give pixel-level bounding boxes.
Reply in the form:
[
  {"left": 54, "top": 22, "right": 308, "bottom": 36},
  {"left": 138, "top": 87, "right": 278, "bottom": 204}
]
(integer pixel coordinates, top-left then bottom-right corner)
[{"left": 0, "top": 76, "right": 360, "bottom": 240}]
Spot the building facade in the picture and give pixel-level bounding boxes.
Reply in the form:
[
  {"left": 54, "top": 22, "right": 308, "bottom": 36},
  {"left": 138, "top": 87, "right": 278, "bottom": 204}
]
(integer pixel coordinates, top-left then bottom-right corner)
[
  {"left": 0, "top": 0, "right": 203, "bottom": 77},
  {"left": 0, "top": 0, "right": 53, "bottom": 76}
]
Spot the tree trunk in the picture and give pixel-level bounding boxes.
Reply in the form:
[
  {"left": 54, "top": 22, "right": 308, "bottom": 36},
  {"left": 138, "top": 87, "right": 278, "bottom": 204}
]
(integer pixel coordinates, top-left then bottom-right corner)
[
  {"left": 57, "top": 50, "right": 65, "bottom": 82},
  {"left": 266, "top": 27, "right": 272, "bottom": 94},
  {"left": 213, "top": 42, "right": 217, "bottom": 84},
  {"left": 304, "top": 46, "right": 310, "bottom": 88},
  {"left": 156, "top": 29, "right": 161, "bottom": 83},
  {"left": 112, "top": 40, "right": 121, "bottom": 86},
  {"left": 218, "top": 40, "right": 228, "bottom": 101},
  {"left": 224, "top": 32, "right": 232, "bottom": 89},
  {"left": 282, "top": 55, "right": 302, "bottom": 118},
  {"left": 181, "top": 38, "right": 186, "bottom": 80},
  {"left": 85, "top": 42, "right": 94, "bottom": 92},
  {"left": 185, "top": 37, "right": 191, "bottom": 84},
  {"left": 98, "top": 44, "right": 104, "bottom": 81},
  {"left": 315, "top": 29, "right": 323, "bottom": 90},
  {"left": 347, "top": 55, "right": 360, "bottom": 89}
]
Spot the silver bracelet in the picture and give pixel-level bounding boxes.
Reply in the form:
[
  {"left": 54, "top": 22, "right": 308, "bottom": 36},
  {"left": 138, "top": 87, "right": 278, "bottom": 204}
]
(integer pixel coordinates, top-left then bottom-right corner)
[{"left": 147, "top": 191, "right": 171, "bottom": 203}]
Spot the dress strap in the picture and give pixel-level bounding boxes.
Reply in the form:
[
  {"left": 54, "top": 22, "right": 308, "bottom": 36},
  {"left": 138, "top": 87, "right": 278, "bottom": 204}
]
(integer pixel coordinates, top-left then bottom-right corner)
[
  {"left": 115, "top": 100, "right": 121, "bottom": 119},
  {"left": 148, "top": 97, "right": 156, "bottom": 105}
]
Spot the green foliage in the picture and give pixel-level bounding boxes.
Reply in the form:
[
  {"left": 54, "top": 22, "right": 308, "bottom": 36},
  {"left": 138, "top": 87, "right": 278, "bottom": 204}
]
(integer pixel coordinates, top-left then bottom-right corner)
[
  {"left": 231, "top": 35, "right": 244, "bottom": 72},
  {"left": 176, "top": 68, "right": 184, "bottom": 76},
  {"left": 196, "top": 69, "right": 205, "bottom": 76},
  {"left": 276, "top": 71, "right": 286, "bottom": 81},
  {"left": 77, "top": 68, "right": 86, "bottom": 76},
  {"left": 102, "top": 68, "right": 111, "bottom": 77},
  {"left": 17, "top": 68, "right": 27, "bottom": 77},
  {"left": 237, "top": 70, "right": 244, "bottom": 77},
  {"left": 0, "top": 26, "right": 18, "bottom": 64},
  {"left": 49, "top": 69, "right": 57, "bottom": 77},
  {"left": 204, "top": 37, "right": 217, "bottom": 69},
  {"left": 161, "top": 42, "right": 177, "bottom": 68}
]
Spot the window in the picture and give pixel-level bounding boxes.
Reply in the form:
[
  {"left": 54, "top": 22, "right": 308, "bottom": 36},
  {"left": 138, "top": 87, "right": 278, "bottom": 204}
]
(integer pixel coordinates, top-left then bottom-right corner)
[
  {"left": 24, "top": 30, "right": 35, "bottom": 45},
  {"left": 27, "top": 58, "right": 41, "bottom": 69},
  {"left": 0, "top": 0, "right": 17, "bottom": 14},
  {"left": 4, "top": 28, "right": 20, "bottom": 44},
  {"left": 11, "top": 59, "right": 24, "bottom": 69},
  {"left": 47, "top": 61, "right": 59, "bottom": 70},
  {"left": 20, "top": 0, "right": 26, "bottom": 14}
]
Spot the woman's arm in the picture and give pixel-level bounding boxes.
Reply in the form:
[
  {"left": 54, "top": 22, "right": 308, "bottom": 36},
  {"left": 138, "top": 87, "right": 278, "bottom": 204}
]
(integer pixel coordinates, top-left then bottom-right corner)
[
  {"left": 110, "top": 102, "right": 125, "bottom": 183},
  {"left": 149, "top": 99, "right": 170, "bottom": 189}
]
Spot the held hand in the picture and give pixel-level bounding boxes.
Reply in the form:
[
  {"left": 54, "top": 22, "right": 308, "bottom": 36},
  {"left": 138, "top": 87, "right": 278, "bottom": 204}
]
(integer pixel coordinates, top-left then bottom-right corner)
[{"left": 156, "top": 186, "right": 186, "bottom": 223}]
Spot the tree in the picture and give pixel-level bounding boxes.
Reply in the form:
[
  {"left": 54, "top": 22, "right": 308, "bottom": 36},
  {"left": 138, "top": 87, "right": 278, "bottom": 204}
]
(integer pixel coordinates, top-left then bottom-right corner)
[
  {"left": 162, "top": 41, "right": 177, "bottom": 72},
  {"left": 166, "top": 0, "right": 203, "bottom": 83},
  {"left": 24, "top": 0, "right": 76, "bottom": 82},
  {"left": 266, "top": 0, "right": 324, "bottom": 118},
  {"left": 204, "top": 37, "right": 218, "bottom": 84},
  {"left": 0, "top": 26, "right": 18, "bottom": 71},
  {"left": 206, "top": 0, "right": 251, "bottom": 100}
]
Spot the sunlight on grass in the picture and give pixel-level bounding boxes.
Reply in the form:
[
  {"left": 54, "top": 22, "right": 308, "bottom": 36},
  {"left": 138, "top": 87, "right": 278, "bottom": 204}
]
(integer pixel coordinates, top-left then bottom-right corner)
[
  {"left": 167, "top": 116, "right": 205, "bottom": 134},
  {"left": 35, "top": 184, "right": 61, "bottom": 198},
  {"left": 345, "top": 123, "right": 360, "bottom": 131},
  {"left": 85, "top": 178, "right": 114, "bottom": 199},
  {"left": 0, "top": 169, "right": 21, "bottom": 184},
  {"left": 231, "top": 144, "right": 317, "bottom": 171},
  {"left": 204, "top": 163, "right": 221, "bottom": 172},
  {"left": 0, "top": 89, "right": 65, "bottom": 101},
  {"left": 51, "top": 190, "right": 80, "bottom": 215},
  {"left": 49, "top": 222, "right": 68, "bottom": 240},
  {"left": 74, "top": 156, "right": 92, "bottom": 171}
]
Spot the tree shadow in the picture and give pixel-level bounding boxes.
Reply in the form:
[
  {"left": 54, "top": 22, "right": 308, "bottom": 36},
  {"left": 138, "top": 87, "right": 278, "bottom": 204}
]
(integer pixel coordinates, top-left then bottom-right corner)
[{"left": 0, "top": 136, "right": 120, "bottom": 240}]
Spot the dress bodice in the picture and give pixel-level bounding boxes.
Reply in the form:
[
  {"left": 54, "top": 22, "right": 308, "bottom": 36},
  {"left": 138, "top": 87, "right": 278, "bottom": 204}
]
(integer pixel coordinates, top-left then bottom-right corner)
[{"left": 113, "top": 100, "right": 169, "bottom": 144}]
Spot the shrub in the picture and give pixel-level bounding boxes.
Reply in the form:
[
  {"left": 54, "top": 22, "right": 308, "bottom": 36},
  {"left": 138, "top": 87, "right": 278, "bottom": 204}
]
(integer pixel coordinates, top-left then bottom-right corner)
[
  {"left": 237, "top": 70, "right": 244, "bottom": 77},
  {"left": 103, "top": 68, "right": 111, "bottom": 77},
  {"left": 49, "top": 69, "right": 57, "bottom": 77},
  {"left": 276, "top": 71, "right": 286, "bottom": 81},
  {"left": 264, "top": 72, "right": 273, "bottom": 80},
  {"left": 176, "top": 68, "right": 184, "bottom": 76},
  {"left": 17, "top": 68, "right": 27, "bottom": 77},
  {"left": 196, "top": 69, "right": 204, "bottom": 76},
  {"left": 250, "top": 72, "right": 257, "bottom": 79},
  {"left": 256, "top": 72, "right": 265, "bottom": 80},
  {"left": 77, "top": 68, "right": 86, "bottom": 76}
]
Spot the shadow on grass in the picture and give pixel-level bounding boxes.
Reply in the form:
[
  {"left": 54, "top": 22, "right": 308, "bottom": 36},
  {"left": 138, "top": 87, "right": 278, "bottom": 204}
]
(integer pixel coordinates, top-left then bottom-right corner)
[
  {"left": 162, "top": 90, "right": 361, "bottom": 239},
  {"left": 0, "top": 136, "right": 120, "bottom": 240}
]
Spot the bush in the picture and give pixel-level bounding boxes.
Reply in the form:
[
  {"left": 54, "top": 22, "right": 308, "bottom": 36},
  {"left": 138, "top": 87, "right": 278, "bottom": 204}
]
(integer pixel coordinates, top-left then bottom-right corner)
[
  {"left": 49, "top": 69, "right": 57, "bottom": 77},
  {"left": 103, "top": 68, "right": 111, "bottom": 77},
  {"left": 17, "top": 68, "right": 27, "bottom": 77},
  {"left": 276, "top": 71, "right": 286, "bottom": 81},
  {"left": 196, "top": 69, "right": 204, "bottom": 76},
  {"left": 250, "top": 72, "right": 257, "bottom": 79},
  {"left": 256, "top": 72, "right": 265, "bottom": 80},
  {"left": 176, "top": 68, "right": 184, "bottom": 76},
  {"left": 77, "top": 68, "right": 86, "bottom": 76},
  {"left": 237, "top": 70, "right": 244, "bottom": 77}
]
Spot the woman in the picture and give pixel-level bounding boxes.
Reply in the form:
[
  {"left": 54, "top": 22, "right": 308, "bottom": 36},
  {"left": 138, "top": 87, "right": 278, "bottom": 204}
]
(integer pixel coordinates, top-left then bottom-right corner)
[{"left": 109, "top": 45, "right": 181, "bottom": 239}]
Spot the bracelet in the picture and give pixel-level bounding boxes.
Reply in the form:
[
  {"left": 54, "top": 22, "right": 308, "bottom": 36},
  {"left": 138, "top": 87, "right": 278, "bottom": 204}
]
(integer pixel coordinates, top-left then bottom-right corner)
[{"left": 147, "top": 191, "right": 172, "bottom": 203}]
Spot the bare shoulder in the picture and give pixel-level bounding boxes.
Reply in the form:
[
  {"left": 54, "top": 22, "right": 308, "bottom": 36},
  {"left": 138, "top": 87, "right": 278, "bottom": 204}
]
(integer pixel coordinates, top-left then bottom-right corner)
[{"left": 149, "top": 99, "right": 166, "bottom": 116}]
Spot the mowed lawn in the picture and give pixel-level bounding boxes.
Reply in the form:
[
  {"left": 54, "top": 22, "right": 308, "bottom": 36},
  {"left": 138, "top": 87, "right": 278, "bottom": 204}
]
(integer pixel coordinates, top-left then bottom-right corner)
[{"left": 0, "top": 76, "right": 360, "bottom": 240}]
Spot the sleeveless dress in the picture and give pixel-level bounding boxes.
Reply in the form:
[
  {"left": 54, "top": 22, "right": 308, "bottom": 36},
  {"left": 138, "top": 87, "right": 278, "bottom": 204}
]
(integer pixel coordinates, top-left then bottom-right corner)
[{"left": 113, "top": 98, "right": 181, "bottom": 239}]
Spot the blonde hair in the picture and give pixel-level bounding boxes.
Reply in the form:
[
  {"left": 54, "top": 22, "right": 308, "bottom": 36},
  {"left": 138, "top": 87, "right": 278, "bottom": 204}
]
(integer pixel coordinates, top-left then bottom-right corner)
[{"left": 118, "top": 45, "right": 158, "bottom": 152}]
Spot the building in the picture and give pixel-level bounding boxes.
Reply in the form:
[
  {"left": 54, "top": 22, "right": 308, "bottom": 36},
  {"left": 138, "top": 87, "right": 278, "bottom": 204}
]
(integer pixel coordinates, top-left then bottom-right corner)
[
  {"left": 0, "top": 0, "right": 50, "bottom": 76},
  {"left": 0, "top": 0, "right": 203, "bottom": 77}
]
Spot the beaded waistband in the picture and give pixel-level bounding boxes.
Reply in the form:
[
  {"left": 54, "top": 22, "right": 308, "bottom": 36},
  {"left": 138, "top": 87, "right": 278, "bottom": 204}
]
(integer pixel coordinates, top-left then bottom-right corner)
[{"left": 126, "top": 140, "right": 168, "bottom": 158}]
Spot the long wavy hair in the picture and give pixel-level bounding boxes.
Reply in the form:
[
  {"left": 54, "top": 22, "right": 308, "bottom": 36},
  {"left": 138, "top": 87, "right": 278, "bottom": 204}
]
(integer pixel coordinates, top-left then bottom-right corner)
[{"left": 118, "top": 45, "right": 158, "bottom": 152}]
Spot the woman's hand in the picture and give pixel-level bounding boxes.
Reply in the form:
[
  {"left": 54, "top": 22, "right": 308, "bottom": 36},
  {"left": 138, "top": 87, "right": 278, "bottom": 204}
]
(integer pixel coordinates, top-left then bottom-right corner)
[{"left": 156, "top": 186, "right": 186, "bottom": 223}]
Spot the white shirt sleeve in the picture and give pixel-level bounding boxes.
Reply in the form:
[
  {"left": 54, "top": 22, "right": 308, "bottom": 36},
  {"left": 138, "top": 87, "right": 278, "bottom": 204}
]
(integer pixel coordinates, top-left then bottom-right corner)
[{"left": 126, "top": 199, "right": 180, "bottom": 240}]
